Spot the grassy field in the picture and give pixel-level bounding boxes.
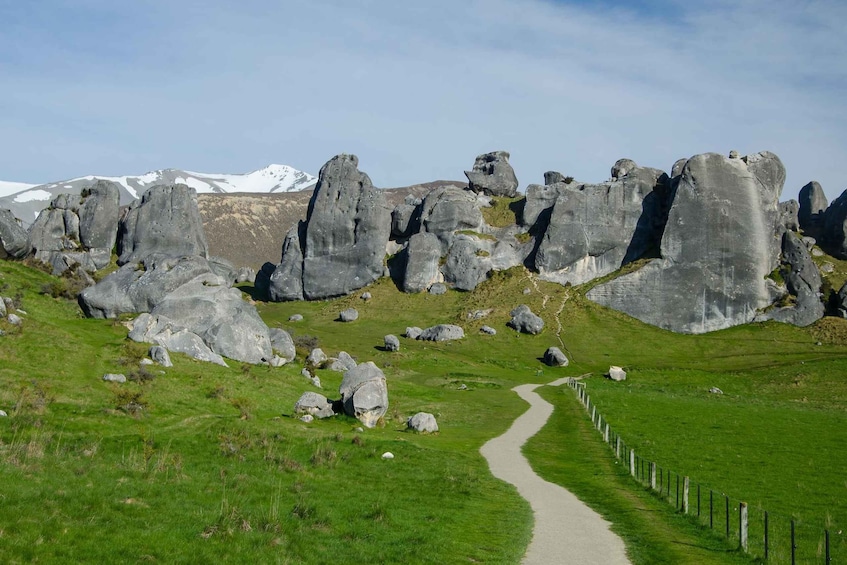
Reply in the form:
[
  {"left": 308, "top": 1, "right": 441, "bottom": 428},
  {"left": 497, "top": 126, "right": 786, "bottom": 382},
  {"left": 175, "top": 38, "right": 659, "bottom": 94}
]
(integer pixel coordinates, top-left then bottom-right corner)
[{"left": 1, "top": 255, "right": 846, "bottom": 563}]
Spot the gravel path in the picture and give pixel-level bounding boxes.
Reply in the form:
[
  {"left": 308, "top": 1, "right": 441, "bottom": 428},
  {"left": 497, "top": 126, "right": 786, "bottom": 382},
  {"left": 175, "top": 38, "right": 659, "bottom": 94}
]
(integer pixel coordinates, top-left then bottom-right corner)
[{"left": 480, "top": 379, "right": 631, "bottom": 565}]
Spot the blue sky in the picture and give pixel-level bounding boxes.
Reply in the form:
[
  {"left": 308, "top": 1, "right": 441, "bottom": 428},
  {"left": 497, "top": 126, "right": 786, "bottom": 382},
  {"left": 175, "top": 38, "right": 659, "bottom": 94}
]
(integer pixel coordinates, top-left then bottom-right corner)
[{"left": 1, "top": 0, "right": 845, "bottom": 200}]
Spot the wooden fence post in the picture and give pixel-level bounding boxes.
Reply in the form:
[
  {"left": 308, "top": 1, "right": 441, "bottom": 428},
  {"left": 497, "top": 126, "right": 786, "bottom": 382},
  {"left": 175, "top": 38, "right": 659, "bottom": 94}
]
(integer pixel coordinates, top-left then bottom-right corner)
[
  {"left": 739, "top": 502, "right": 748, "bottom": 552},
  {"left": 683, "top": 476, "right": 690, "bottom": 514},
  {"left": 650, "top": 462, "right": 657, "bottom": 490},
  {"left": 629, "top": 449, "right": 635, "bottom": 477},
  {"left": 603, "top": 422, "right": 609, "bottom": 443},
  {"left": 615, "top": 436, "right": 621, "bottom": 459}
]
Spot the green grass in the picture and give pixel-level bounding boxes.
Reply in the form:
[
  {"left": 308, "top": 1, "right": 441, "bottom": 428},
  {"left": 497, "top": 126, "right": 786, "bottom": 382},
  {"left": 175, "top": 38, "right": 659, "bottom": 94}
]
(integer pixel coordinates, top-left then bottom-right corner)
[
  {"left": 1, "top": 256, "right": 846, "bottom": 563},
  {"left": 481, "top": 196, "right": 524, "bottom": 227}
]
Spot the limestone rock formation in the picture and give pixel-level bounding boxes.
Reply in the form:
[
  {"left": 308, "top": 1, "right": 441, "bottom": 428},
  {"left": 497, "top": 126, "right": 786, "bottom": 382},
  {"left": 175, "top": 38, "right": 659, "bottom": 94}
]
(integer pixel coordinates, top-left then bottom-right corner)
[
  {"left": 407, "top": 412, "right": 439, "bottom": 433},
  {"left": 269, "top": 328, "right": 296, "bottom": 362},
  {"left": 587, "top": 151, "right": 785, "bottom": 334},
  {"left": 543, "top": 347, "right": 569, "bottom": 367},
  {"left": 401, "top": 232, "right": 442, "bottom": 293},
  {"left": 779, "top": 200, "right": 800, "bottom": 233},
  {"left": 339, "top": 362, "right": 388, "bottom": 428},
  {"left": 441, "top": 237, "right": 491, "bottom": 291},
  {"left": 118, "top": 184, "right": 208, "bottom": 265},
  {"left": 508, "top": 305, "right": 544, "bottom": 335},
  {"left": 607, "top": 366, "right": 627, "bottom": 381},
  {"left": 798, "top": 181, "right": 828, "bottom": 240},
  {"left": 465, "top": 151, "right": 519, "bottom": 198},
  {"left": 269, "top": 155, "right": 391, "bottom": 300},
  {"left": 339, "top": 308, "right": 358, "bottom": 322},
  {"left": 294, "top": 392, "right": 336, "bottom": 419},
  {"left": 417, "top": 187, "right": 484, "bottom": 253},
  {"left": 821, "top": 189, "right": 847, "bottom": 259},
  {"left": 418, "top": 324, "right": 464, "bottom": 341},
  {"left": 533, "top": 162, "right": 670, "bottom": 285},
  {"left": 384, "top": 334, "right": 399, "bottom": 352},
  {"left": 268, "top": 224, "right": 305, "bottom": 301},
  {"left": 0, "top": 209, "right": 31, "bottom": 259},
  {"left": 764, "top": 231, "right": 824, "bottom": 326}
]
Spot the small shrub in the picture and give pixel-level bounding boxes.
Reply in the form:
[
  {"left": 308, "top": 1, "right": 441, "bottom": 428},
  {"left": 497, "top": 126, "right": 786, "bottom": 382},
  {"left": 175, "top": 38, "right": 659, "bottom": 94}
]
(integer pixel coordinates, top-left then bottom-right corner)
[
  {"left": 293, "top": 334, "right": 319, "bottom": 360},
  {"left": 128, "top": 366, "right": 156, "bottom": 384},
  {"left": 515, "top": 232, "right": 533, "bottom": 244},
  {"left": 230, "top": 397, "right": 254, "bottom": 420},
  {"left": 114, "top": 389, "right": 147, "bottom": 416}
]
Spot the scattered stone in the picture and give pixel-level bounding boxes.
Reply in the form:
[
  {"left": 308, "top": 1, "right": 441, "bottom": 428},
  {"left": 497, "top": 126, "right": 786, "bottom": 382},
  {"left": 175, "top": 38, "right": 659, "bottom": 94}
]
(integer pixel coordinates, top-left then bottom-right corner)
[
  {"left": 307, "top": 348, "right": 327, "bottom": 366},
  {"left": 329, "top": 351, "right": 357, "bottom": 372},
  {"left": 384, "top": 334, "right": 400, "bottom": 352},
  {"left": 480, "top": 325, "right": 497, "bottom": 335},
  {"left": 709, "top": 387, "right": 723, "bottom": 394},
  {"left": 467, "top": 309, "right": 493, "bottom": 320},
  {"left": 507, "top": 305, "right": 544, "bottom": 335},
  {"left": 465, "top": 151, "right": 519, "bottom": 198},
  {"left": 269, "top": 328, "right": 296, "bottom": 361},
  {"left": 405, "top": 327, "right": 423, "bottom": 339},
  {"left": 407, "top": 412, "right": 439, "bottom": 433},
  {"left": 289, "top": 314, "right": 304, "bottom": 322},
  {"left": 523, "top": 288, "right": 531, "bottom": 295},
  {"left": 607, "top": 366, "right": 627, "bottom": 381},
  {"left": 140, "top": 358, "right": 154, "bottom": 366},
  {"left": 268, "top": 355, "right": 287, "bottom": 367},
  {"left": 149, "top": 345, "right": 173, "bottom": 367},
  {"left": 360, "top": 291, "right": 372, "bottom": 301},
  {"left": 381, "top": 452, "right": 394, "bottom": 460},
  {"left": 300, "top": 415, "right": 314, "bottom": 423},
  {"left": 355, "top": 427, "right": 364, "bottom": 433},
  {"left": 812, "top": 248, "right": 824, "bottom": 257},
  {"left": 401, "top": 232, "right": 442, "bottom": 293},
  {"left": 311, "top": 376, "right": 322, "bottom": 388},
  {"left": 301, "top": 367, "right": 312, "bottom": 379},
  {"left": 418, "top": 324, "right": 464, "bottom": 341},
  {"left": 543, "top": 347, "right": 569, "bottom": 367},
  {"left": 0, "top": 298, "right": 5, "bottom": 317},
  {"left": 103, "top": 373, "right": 127, "bottom": 383},
  {"left": 339, "top": 308, "right": 359, "bottom": 322},
  {"left": 457, "top": 384, "right": 468, "bottom": 390},
  {"left": 339, "top": 362, "right": 389, "bottom": 428},
  {"left": 0, "top": 409, "right": 6, "bottom": 417},
  {"left": 293, "top": 391, "right": 336, "bottom": 419},
  {"left": 235, "top": 266, "right": 256, "bottom": 284},
  {"left": 6, "top": 313, "right": 21, "bottom": 326},
  {"left": 428, "top": 283, "right": 447, "bottom": 295}
]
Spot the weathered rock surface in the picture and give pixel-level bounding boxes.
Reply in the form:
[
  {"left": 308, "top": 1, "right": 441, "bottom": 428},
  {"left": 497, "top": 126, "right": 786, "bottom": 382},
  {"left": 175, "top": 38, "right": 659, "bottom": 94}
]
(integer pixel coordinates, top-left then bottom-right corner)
[
  {"left": 508, "top": 305, "right": 544, "bottom": 334},
  {"left": 441, "top": 237, "right": 491, "bottom": 291},
  {"left": 269, "top": 328, "right": 296, "bottom": 361},
  {"left": 78, "top": 181, "right": 120, "bottom": 254},
  {"left": 428, "top": 283, "right": 447, "bottom": 295},
  {"left": 480, "top": 325, "right": 496, "bottom": 335},
  {"left": 118, "top": 184, "right": 208, "bottom": 265},
  {"left": 339, "top": 362, "right": 388, "bottom": 428},
  {"left": 779, "top": 200, "right": 800, "bottom": 233},
  {"left": 405, "top": 327, "right": 423, "bottom": 339},
  {"left": 149, "top": 345, "right": 173, "bottom": 367},
  {"left": 290, "top": 154, "right": 391, "bottom": 300},
  {"left": 407, "top": 412, "right": 439, "bottom": 433},
  {"left": 130, "top": 314, "right": 228, "bottom": 366},
  {"left": 588, "top": 151, "right": 785, "bottom": 334},
  {"left": 417, "top": 187, "right": 483, "bottom": 253},
  {"left": 0, "top": 209, "right": 31, "bottom": 259},
  {"left": 418, "top": 324, "right": 464, "bottom": 341},
  {"left": 103, "top": 373, "right": 127, "bottom": 383},
  {"left": 607, "top": 366, "right": 627, "bottom": 381},
  {"left": 798, "top": 181, "right": 828, "bottom": 240},
  {"left": 465, "top": 151, "right": 519, "bottom": 198},
  {"left": 294, "top": 391, "right": 336, "bottom": 419},
  {"left": 268, "top": 224, "right": 305, "bottom": 301},
  {"left": 765, "top": 231, "right": 824, "bottom": 326},
  {"left": 534, "top": 162, "right": 670, "bottom": 285},
  {"left": 821, "top": 188, "right": 847, "bottom": 259},
  {"left": 401, "top": 232, "right": 442, "bottom": 293},
  {"left": 339, "top": 308, "right": 359, "bottom": 322},
  {"left": 329, "top": 351, "right": 357, "bottom": 372},
  {"left": 543, "top": 346, "right": 569, "bottom": 367},
  {"left": 384, "top": 334, "right": 399, "bottom": 352},
  {"left": 391, "top": 196, "right": 422, "bottom": 238}
]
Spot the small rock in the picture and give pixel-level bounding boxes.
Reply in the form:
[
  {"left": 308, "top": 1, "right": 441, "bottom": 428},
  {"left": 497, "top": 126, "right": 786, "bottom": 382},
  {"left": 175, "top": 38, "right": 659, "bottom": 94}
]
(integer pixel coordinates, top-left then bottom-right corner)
[
  {"left": 407, "top": 412, "right": 439, "bottom": 433},
  {"left": 543, "top": 346, "right": 569, "bottom": 367},
  {"left": 294, "top": 391, "right": 335, "bottom": 418},
  {"left": 329, "top": 351, "right": 357, "bottom": 372},
  {"left": 467, "top": 309, "right": 493, "bottom": 320},
  {"left": 381, "top": 452, "right": 394, "bottom": 460},
  {"left": 405, "top": 326, "right": 423, "bottom": 339},
  {"left": 801, "top": 236, "right": 816, "bottom": 250},
  {"left": 268, "top": 355, "right": 287, "bottom": 367},
  {"left": 103, "top": 373, "right": 127, "bottom": 383},
  {"left": 7, "top": 313, "right": 22, "bottom": 326},
  {"left": 428, "top": 283, "right": 447, "bottom": 295},
  {"left": 480, "top": 325, "right": 496, "bottom": 335},
  {"left": 307, "top": 348, "right": 327, "bottom": 366},
  {"left": 301, "top": 367, "right": 313, "bottom": 379},
  {"left": 821, "top": 262, "right": 834, "bottom": 273},
  {"left": 355, "top": 427, "right": 364, "bottom": 433},
  {"left": 812, "top": 248, "right": 824, "bottom": 257},
  {"left": 289, "top": 314, "right": 304, "bottom": 322},
  {"left": 607, "top": 366, "right": 627, "bottom": 381},
  {"left": 310, "top": 376, "right": 322, "bottom": 388},
  {"left": 300, "top": 414, "right": 314, "bottom": 423},
  {"left": 339, "top": 308, "right": 359, "bottom": 322},
  {"left": 709, "top": 387, "right": 723, "bottom": 394},
  {"left": 457, "top": 384, "right": 468, "bottom": 390},
  {"left": 384, "top": 334, "right": 400, "bottom": 352},
  {"left": 418, "top": 324, "right": 464, "bottom": 341},
  {"left": 149, "top": 345, "right": 173, "bottom": 367},
  {"left": 140, "top": 358, "right": 154, "bottom": 366},
  {"left": 360, "top": 291, "right": 372, "bottom": 301},
  {"left": 523, "top": 288, "right": 531, "bottom": 295},
  {"left": 816, "top": 341, "right": 823, "bottom": 346},
  {"left": 15, "top": 309, "right": 27, "bottom": 316},
  {"left": 0, "top": 409, "right": 7, "bottom": 417}
]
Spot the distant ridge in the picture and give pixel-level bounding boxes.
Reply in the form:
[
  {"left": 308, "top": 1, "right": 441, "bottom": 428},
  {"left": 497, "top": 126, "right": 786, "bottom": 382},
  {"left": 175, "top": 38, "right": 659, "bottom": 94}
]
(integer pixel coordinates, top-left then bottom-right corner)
[{"left": 0, "top": 164, "right": 317, "bottom": 225}]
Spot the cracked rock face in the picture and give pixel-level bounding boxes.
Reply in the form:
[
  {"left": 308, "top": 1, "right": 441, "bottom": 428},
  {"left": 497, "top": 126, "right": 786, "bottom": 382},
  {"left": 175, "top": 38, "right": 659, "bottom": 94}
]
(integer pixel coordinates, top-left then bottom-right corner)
[
  {"left": 587, "top": 151, "right": 785, "bottom": 334},
  {"left": 465, "top": 151, "right": 519, "bottom": 198},
  {"left": 339, "top": 362, "right": 388, "bottom": 428}
]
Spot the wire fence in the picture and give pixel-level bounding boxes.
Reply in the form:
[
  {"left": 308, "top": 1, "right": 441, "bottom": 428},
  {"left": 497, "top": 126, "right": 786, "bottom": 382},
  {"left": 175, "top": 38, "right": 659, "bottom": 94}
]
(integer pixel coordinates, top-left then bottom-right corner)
[{"left": 565, "top": 378, "right": 842, "bottom": 564}]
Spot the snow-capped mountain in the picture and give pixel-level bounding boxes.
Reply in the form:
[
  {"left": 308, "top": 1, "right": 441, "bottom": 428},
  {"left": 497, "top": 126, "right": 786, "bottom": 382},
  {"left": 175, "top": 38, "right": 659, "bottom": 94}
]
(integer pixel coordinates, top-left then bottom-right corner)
[{"left": 0, "top": 164, "right": 317, "bottom": 225}]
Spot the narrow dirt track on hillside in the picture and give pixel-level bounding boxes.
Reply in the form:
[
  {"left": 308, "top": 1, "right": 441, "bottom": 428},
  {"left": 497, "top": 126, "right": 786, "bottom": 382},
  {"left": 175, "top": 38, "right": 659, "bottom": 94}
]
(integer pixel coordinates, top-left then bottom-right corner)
[{"left": 480, "top": 379, "right": 630, "bottom": 565}]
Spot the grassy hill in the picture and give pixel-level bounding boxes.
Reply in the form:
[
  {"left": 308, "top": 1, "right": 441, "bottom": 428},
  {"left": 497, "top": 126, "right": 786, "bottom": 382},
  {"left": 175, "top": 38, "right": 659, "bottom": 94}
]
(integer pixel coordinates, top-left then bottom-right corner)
[{"left": 0, "top": 257, "right": 845, "bottom": 563}]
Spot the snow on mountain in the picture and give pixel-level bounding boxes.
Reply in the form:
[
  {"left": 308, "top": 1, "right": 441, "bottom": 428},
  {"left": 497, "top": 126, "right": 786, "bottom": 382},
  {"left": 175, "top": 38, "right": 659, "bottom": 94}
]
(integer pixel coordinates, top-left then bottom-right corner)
[{"left": 0, "top": 164, "right": 317, "bottom": 226}]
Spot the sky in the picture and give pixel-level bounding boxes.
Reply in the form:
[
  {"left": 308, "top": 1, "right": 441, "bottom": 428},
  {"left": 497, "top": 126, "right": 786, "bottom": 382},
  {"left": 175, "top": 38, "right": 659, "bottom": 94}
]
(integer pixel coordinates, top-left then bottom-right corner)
[{"left": 1, "top": 0, "right": 845, "bottom": 201}]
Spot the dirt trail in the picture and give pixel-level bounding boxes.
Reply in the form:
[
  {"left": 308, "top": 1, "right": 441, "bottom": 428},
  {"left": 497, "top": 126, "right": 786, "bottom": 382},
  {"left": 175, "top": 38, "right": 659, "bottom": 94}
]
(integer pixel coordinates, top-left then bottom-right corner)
[{"left": 480, "top": 378, "right": 630, "bottom": 565}]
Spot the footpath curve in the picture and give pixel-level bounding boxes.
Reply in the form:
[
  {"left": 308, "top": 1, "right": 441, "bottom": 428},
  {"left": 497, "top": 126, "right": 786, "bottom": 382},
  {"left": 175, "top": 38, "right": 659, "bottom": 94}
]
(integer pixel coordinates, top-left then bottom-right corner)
[{"left": 480, "top": 378, "right": 631, "bottom": 565}]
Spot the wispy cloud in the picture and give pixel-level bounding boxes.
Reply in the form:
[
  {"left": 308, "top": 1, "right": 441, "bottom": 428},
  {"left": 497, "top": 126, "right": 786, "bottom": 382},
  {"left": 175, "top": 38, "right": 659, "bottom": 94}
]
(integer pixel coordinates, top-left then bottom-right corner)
[{"left": 0, "top": 0, "right": 844, "bottom": 200}]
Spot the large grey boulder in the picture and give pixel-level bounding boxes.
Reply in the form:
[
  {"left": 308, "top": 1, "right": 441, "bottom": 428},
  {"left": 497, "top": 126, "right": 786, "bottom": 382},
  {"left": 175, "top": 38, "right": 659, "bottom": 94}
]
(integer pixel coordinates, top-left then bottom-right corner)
[
  {"left": 391, "top": 196, "right": 422, "bottom": 239},
  {"left": 0, "top": 209, "right": 31, "bottom": 259},
  {"left": 508, "top": 305, "right": 544, "bottom": 335},
  {"left": 329, "top": 351, "right": 357, "bottom": 372},
  {"left": 418, "top": 187, "right": 483, "bottom": 253},
  {"left": 118, "top": 184, "right": 208, "bottom": 265},
  {"left": 779, "top": 200, "right": 800, "bottom": 233},
  {"left": 465, "top": 151, "right": 519, "bottom": 198},
  {"left": 798, "top": 181, "right": 828, "bottom": 239},
  {"left": 339, "top": 308, "right": 359, "bottom": 322},
  {"left": 339, "top": 362, "right": 389, "bottom": 428},
  {"left": 764, "top": 231, "right": 824, "bottom": 326},
  {"left": 384, "top": 334, "right": 399, "bottom": 352},
  {"left": 401, "top": 232, "right": 442, "bottom": 293},
  {"left": 299, "top": 154, "right": 391, "bottom": 300},
  {"left": 534, "top": 162, "right": 670, "bottom": 285},
  {"left": 407, "top": 412, "right": 439, "bottom": 433},
  {"left": 588, "top": 151, "right": 785, "bottom": 334},
  {"left": 821, "top": 189, "right": 847, "bottom": 259},
  {"left": 418, "top": 324, "right": 464, "bottom": 341},
  {"left": 405, "top": 326, "right": 423, "bottom": 339},
  {"left": 523, "top": 181, "right": 565, "bottom": 229},
  {"left": 129, "top": 313, "right": 228, "bottom": 366},
  {"left": 148, "top": 345, "right": 173, "bottom": 367},
  {"left": 78, "top": 180, "right": 120, "bottom": 256},
  {"left": 543, "top": 346, "right": 569, "bottom": 367},
  {"left": 306, "top": 348, "right": 327, "bottom": 366},
  {"left": 269, "top": 328, "right": 296, "bottom": 361},
  {"left": 441, "top": 237, "right": 491, "bottom": 291},
  {"left": 293, "top": 392, "right": 336, "bottom": 419}
]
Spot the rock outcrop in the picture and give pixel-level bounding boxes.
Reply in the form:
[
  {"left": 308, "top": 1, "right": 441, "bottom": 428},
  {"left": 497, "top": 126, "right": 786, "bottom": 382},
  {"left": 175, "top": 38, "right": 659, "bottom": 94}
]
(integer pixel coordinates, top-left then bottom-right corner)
[
  {"left": 798, "top": 181, "right": 827, "bottom": 240},
  {"left": 118, "top": 184, "right": 208, "bottom": 265},
  {"left": 508, "top": 305, "right": 544, "bottom": 335},
  {"left": 587, "top": 151, "right": 785, "bottom": 334},
  {"left": 0, "top": 209, "right": 31, "bottom": 259},
  {"left": 821, "top": 189, "right": 847, "bottom": 259},
  {"left": 763, "top": 231, "right": 824, "bottom": 327},
  {"left": 407, "top": 412, "right": 439, "bottom": 433},
  {"left": 465, "top": 151, "right": 519, "bottom": 198},
  {"left": 418, "top": 324, "right": 464, "bottom": 341},
  {"left": 532, "top": 161, "right": 670, "bottom": 285},
  {"left": 543, "top": 347, "right": 569, "bottom": 367},
  {"left": 401, "top": 232, "right": 442, "bottom": 293},
  {"left": 269, "top": 154, "right": 391, "bottom": 300}
]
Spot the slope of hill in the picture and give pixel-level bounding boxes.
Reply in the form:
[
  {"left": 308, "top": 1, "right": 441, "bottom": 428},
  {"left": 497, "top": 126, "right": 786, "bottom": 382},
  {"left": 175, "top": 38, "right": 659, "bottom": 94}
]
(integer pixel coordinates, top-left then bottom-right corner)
[{"left": 0, "top": 165, "right": 317, "bottom": 225}]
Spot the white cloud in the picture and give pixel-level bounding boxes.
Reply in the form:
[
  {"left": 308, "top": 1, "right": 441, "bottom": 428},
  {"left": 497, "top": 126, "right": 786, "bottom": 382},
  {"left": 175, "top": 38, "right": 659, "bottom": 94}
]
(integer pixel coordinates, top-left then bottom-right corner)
[{"left": 0, "top": 0, "right": 844, "bottom": 200}]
